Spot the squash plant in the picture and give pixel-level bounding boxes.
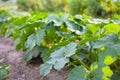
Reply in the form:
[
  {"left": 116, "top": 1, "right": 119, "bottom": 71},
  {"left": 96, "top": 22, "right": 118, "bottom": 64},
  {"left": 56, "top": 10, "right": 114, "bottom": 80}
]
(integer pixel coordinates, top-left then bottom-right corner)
[{"left": 0, "top": 10, "right": 120, "bottom": 80}]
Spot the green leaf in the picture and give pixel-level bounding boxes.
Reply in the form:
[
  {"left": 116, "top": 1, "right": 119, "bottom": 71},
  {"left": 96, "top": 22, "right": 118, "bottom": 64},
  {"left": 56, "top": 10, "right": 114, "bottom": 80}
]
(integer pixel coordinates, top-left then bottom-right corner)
[
  {"left": 87, "top": 34, "right": 120, "bottom": 80},
  {"left": 26, "top": 29, "right": 45, "bottom": 51},
  {"left": 88, "top": 19, "right": 109, "bottom": 24},
  {"left": 0, "top": 64, "right": 10, "bottom": 80},
  {"left": 98, "top": 44, "right": 120, "bottom": 66},
  {"left": 65, "top": 20, "right": 86, "bottom": 35},
  {"left": 102, "top": 66, "right": 113, "bottom": 79},
  {"left": 36, "top": 29, "right": 45, "bottom": 46},
  {"left": 26, "top": 34, "right": 36, "bottom": 51},
  {"left": 65, "top": 21, "right": 79, "bottom": 32},
  {"left": 87, "top": 69, "right": 102, "bottom": 80},
  {"left": 0, "top": 69, "right": 9, "bottom": 80},
  {"left": 40, "top": 63, "right": 52, "bottom": 76},
  {"left": 40, "top": 42, "right": 77, "bottom": 76},
  {"left": 47, "top": 14, "right": 62, "bottom": 26},
  {"left": 50, "top": 42, "right": 77, "bottom": 59},
  {"left": 87, "top": 24, "right": 100, "bottom": 34},
  {"left": 45, "top": 38, "right": 73, "bottom": 57},
  {"left": 104, "top": 23, "right": 120, "bottom": 34},
  {"left": 18, "top": 20, "right": 44, "bottom": 29},
  {"left": 49, "top": 42, "right": 77, "bottom": 71},
  {"left": 50, "top": 47, "right": 65, "bottom": 58},
  {"left": 104, "top": 56, "right": 116, "bottom": 65},
  {"left": 95, "top": 42, "right": 120, "bottom": 80},
  {"left": 92, "top": 34, "right": 118, "bottom": 49},
  {"left": 54, "top": 58, "right": 69, "bottom": 71},
  {"left": 61, "top": 14, "right": 69, "bottom": 22},
  {"left": 24, "top": 46, "right": 41, "bottom": 62},
  {"left": 75, "top": 15, "right": 83, "bottom": 20},
  {"left": 64, "top": 42, "right": 77, "bottom": 57},
  {"left": 66, "top": 66, "right": 86, "bottom": 80},
  {"left": 113, "top": 20, "right": 120, "bottom": 24}
]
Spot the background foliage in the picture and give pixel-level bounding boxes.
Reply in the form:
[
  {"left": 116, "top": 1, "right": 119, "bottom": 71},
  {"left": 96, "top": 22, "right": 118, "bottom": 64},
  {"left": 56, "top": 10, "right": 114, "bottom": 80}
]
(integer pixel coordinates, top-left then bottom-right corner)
[{"left": 16, "top": 0, "right": 120, "bottom": 17}]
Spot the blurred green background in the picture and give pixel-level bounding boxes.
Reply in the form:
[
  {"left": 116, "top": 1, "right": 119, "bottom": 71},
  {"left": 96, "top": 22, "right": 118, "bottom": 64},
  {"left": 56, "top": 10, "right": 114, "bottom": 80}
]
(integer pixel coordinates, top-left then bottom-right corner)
[{"left": 0, "top": 0, "right": 120, "bottom": 18}]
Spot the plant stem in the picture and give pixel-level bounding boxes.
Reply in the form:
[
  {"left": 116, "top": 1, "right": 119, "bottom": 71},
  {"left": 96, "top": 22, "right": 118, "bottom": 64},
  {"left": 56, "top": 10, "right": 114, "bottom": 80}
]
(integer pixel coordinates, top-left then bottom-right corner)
[
  {"left": 75, "top": 55, "right": 90, "bottom": 71},
  {"left": 70, "top": 62, "right": 77, "bottom": 67},
  {"left": 114, "top": 62, "right": 118, "bottom": 69}
]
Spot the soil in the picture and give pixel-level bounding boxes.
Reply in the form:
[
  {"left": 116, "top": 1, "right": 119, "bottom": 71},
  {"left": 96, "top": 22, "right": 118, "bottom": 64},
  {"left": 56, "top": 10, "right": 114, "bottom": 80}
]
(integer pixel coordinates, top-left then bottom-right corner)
[{"left": 0, "top": 38, "right": 69, "bottom": 80}]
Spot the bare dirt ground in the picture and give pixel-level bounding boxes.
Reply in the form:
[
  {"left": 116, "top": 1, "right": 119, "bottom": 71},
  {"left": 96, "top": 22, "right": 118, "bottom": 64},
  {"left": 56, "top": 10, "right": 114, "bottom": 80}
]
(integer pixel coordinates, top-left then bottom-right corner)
[{"left": 0, "top": 38, "right": 69, "bottom": 80}]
